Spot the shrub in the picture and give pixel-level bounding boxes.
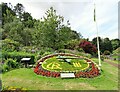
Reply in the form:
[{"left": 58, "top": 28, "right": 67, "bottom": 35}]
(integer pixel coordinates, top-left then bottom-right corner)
[
  {"left": 65, "top": 39, "right": 79, "bottom": 50},
  {"left": 2, "top": 63, "right": 9, "bottom": 72},
  {"left": 20, "top": 46, "right": 38, "bottom": 53},
  {"left": 6, "top": 58, "right": 19, "bottom": 69},
  {"left": 113, "top": 47, "right": 120, "bottom": 55},
  {"left": 101, "top": 55, "right": 104, "bottom": 61},
  {"left": 36, "top": 54, "right": 41, "bottom": 61},
  {"left": 76, "top": 48, "right": 84, "bottom": 52},
  {"left": 56, "top": 49, "right": 78, "bottom": 54},
  {"left": 37, "top": 47, "right": 54, "bottom": 55},
  {"left": 42, "top": 51, "right": 53, "bottom": 57},
  {"left": 36, "top": 48, "right": 54, "bottom": 61},
  {"left": 56, "top": 49, "right": 66, "bottom": 53},
  {"left": 103, "top": 50, "right": 111, "bottom": 55},
  {"left": 79, "top": 40, "right": 97, "bottom": 55},
  {"left": 2, "top": 51, "right": 36, "bottom": 64},
  {"left": 19, "top": 46, "right": 33, "bottom": 52},
  {"left": 84, "top": 53, "right": 92, "bottom": 58},
  {"left": 2, "top": 39, "right": 20, "bottom": 52},
  {"left": 2, "top": 58, "right": 19, "bottom": 72}
]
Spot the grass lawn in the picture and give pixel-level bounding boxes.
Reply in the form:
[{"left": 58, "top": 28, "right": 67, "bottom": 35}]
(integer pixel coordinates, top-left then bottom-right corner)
[{"left": 2, "top": 58, "right": 118, "bottom": 90}]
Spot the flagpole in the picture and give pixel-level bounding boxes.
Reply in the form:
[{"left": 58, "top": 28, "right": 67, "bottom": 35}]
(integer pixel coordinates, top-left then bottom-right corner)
[
  {"left": 96, "top": 22, "right": 101, "bottom": 66},
  {"left": 94, "top": 3, "right": 101, "bottom": 67}
]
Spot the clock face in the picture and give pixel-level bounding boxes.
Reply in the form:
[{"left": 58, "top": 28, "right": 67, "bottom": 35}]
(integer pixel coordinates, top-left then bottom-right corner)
[
  {"left": 42, "top": 56, "right": 89, "bottom": 72},
  {"left": 34, "top": 53, "right": 100, "bottom": 78}
]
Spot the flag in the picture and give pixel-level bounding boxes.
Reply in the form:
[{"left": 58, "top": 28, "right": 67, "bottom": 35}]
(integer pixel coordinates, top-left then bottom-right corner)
[{"left": 94, "top": 8, "right": 96, "bottom": 22}]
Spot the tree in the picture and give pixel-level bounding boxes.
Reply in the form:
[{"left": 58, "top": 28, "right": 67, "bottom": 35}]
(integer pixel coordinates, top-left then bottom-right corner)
[
  {"left": 58, "top": 26, "right": 73, "bottom": 45},
  {"left": 21, "top": 28, "right": 33, "bottom": 46},
  {"left": 65, "top": 39, "right": 79, "bottom": 50},
  {"left": 111, "top": 39, "right": 120, "bottom": 50},
  {"left": 103, "top": 38, "right": 113, "bottom": 52},
  {"left": 22, "top": 12, "right": 34, "bottom": 28},
  {"left": 91, "top": 37, "right": 102, "bottom": 47},
  {"left": 33, "top": 7, "right": 67, "bottom": 49},
  {"left": 1, "top": 4, "right": 81, "bottom": 49},
  {"left": 13, "top": 3, "right": 24, "bottom": 20},
  {"left": 70, "top": 30, "right": 81, "bottom": 39},
  {"left": 33, "top": 7, "right": 81, "bottom": 49},
  {"left": 0, "top": 28, "right": 3, "bottom": 40},
  {"left": 91, "top": 37, "right": 113, "bottom": 53},
  {"left": 1, "top": 3, "right": 16, "bottom": 26},
  {"left": 58, "top": 26, "right": 80, "bottom": 49},
  {"left": 4, "top": 17, "right": 24, "bottom": 44},
  {"left": 91, "top": 37, "right": 104, "bottom": 53},
  {"left": 2, "top": 7, "right": 17, "bottom": 40}
]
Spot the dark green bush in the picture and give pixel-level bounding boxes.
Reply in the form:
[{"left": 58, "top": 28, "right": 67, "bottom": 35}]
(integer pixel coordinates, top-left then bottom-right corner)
[
  {"left": 6, "top": 58, "right": 18, "bottom": 68},
  {"left": 2, "top": 58, "right": 19, "bottom": 72}
]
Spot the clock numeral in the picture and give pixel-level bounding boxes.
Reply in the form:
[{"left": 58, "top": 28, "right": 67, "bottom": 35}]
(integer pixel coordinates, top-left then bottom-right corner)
[
  {"left": 47, "top": 62, "right": 62, "bottom": 69},
  {"left": 73, "top": 62, "right": 81, "bottom": 67}
]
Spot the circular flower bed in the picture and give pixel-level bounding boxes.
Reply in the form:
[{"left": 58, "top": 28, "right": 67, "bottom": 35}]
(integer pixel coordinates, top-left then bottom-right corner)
[{"left": 34, "top": 53, "right": 100, "bottom": 78}]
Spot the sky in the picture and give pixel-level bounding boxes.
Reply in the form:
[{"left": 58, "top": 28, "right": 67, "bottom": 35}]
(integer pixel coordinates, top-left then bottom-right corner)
[{"left": 0, "top": 0, "right": 119, "bottom": 40}]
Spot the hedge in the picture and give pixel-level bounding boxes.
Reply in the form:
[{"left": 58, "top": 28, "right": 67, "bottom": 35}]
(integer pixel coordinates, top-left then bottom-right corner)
[{"left": 2, "top": 51, "right": 36, "bottom": 64}]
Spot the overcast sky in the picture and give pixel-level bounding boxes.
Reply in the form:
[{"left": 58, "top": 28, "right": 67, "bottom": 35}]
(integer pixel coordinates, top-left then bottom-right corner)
[{"left": 0, "top": 0, "right": 119, "bottom": 40}]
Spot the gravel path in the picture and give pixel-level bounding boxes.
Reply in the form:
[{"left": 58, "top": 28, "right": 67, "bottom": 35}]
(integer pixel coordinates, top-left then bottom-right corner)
[{"left": 104, "top": 59, "right": 120, "bottom": 69}]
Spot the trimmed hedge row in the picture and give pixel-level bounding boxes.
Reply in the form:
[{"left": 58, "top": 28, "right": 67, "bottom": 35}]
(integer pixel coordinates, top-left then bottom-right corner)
[{"left": 2, "top": 51, "right": 36, "bottom": 64}]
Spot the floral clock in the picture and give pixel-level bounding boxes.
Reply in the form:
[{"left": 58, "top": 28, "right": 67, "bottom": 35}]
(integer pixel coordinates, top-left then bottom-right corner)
[{"left": 34, "top": 53, "right": 100, "bottom": 78}]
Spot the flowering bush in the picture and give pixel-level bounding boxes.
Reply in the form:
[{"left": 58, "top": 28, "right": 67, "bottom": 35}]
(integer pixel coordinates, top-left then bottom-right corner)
[{"left": 79, "top": 40, "right": 97, "bottom": 55}]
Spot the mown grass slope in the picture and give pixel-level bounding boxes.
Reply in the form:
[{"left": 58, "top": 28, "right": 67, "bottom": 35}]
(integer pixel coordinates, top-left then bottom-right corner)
[{"left": 2, "top": 58, "right": 118, "bottom": 90}]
